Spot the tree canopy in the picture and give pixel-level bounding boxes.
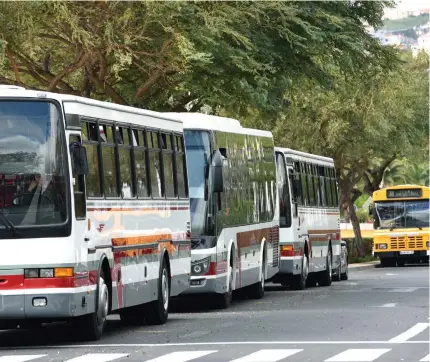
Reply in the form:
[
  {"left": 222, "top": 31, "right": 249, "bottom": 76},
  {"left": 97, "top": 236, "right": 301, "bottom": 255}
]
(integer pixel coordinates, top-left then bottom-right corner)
[{"left": 1, "top": 0, "right": 397, "bottom": 116}]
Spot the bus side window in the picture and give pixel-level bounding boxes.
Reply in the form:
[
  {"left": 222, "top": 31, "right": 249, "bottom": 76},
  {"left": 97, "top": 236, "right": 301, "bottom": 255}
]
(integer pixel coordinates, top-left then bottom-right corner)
[
  {"left": 276, "top": 153, "right": 291, "bottom": 228},
  {"left": 70, "top": 134, "right": 86, "bottom": 219}
]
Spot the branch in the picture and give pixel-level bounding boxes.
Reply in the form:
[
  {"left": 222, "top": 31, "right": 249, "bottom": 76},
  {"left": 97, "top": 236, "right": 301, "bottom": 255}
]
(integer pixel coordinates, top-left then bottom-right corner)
[
  {"left": 6, "top": 51, "right": 22, "bottom": 84},
  {"left": 86, "top": 65, "right": 127, "bottom": 105},
  {"left": 47, "top": 52, "right": 89, "bottom": 92},
  {"left": 135, "top": 66, "right": 164, "bottom": 99}
]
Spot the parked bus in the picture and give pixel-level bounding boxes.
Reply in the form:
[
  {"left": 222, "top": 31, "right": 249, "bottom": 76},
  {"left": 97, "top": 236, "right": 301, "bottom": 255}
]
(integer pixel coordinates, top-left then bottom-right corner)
[
  {"left": 164, "top": 112, "right": 280, "bottom": 308},
  {"left": 369, "top": 184, "right": 430, "bottom": 267},
  {"left": 272, "top": 148, "right": 344, "bottom": 289},
  {"left": 0, "top": 85, "right": 191, "bottom": 340}
]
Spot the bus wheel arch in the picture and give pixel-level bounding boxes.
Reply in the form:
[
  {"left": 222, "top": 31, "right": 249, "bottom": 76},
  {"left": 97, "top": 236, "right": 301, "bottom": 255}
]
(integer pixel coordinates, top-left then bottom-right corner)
[
  {"left": 318, "top": 240, "right": 333, "bottom": 287},
  {"left": 249, "top": 239, "right": 266, "bottom": 299},
  {"left": 74, "top": 254, "right": 110, "bottom": 341},
  {"left": 146, "top": 250, "right": 171, "bottom": 325}
]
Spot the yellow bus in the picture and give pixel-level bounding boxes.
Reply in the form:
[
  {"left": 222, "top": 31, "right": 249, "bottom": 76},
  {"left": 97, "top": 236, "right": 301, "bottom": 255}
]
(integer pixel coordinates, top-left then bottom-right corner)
[{"left": 369, "top": 185, "right": 429, "bottom": 267}]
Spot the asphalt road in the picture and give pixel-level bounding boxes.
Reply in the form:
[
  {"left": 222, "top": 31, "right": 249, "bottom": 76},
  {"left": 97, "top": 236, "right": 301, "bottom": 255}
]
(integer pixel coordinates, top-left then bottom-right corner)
[{"left": 0, "top": 262, "right": 428, "bottom": 362}]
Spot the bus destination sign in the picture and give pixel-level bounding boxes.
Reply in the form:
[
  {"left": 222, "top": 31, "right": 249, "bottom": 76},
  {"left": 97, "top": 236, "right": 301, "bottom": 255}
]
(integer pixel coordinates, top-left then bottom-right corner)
[{"left": 386, "top": 188, "right": 422, "bottom": 199}]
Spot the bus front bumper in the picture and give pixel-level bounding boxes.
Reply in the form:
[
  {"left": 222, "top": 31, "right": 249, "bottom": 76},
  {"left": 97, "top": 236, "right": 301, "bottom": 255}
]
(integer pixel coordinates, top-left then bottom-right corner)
[
  {"left": 0, "top": 288, "right": 96, "bottom": 321},
  {"left": 374, "top": 250, "right": 430, "bottom": 259}
]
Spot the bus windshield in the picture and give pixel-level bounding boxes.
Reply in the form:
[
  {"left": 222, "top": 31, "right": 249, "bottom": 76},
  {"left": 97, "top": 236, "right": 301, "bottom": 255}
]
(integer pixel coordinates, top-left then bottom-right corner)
[
  {"left": 184, "top": 130, "right": 215, "bottom": 242},
  {"left": 374, "top": 199, "right": 429, "bottom": 230},
  {"left": 0, "top": 100, "right": 69, "bottom": 238}
]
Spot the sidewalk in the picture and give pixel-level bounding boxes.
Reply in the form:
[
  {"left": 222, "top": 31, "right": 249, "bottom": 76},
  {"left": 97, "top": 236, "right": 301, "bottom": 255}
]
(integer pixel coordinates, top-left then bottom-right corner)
[{"left": 348, "top": 260, "right": 379, "bottom": 271}]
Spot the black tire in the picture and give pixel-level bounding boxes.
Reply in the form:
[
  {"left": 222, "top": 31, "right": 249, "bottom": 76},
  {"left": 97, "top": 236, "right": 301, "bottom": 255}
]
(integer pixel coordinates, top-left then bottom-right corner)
[
  {"left": 291, "top": 254, "right": 308, "bottom": 290},
  {"left": 397, "top": 259, "right": 406, "bottom": 267},
  {"left": 215, "top": 255, "right": 234, "bottom": 309},
  {"left": 76, "top": 267, "right": 109, "bottom": 341},
  {"left": 146, "top": 256, "right": 170, "bottom": 325},
  {"left": 249, "top": 259, "right": 265, "bottom": 299},
  {"left": 318, "top": 248, "right": 333, "bottom": 287}
]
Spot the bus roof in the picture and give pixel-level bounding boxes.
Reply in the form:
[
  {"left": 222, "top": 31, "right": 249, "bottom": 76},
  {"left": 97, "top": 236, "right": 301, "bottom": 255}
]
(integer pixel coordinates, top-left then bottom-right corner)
[
  {"left": 0, "top": 85, "right": 183, "bottom": 130},
  {"left": 164, "top": 112, "right": 273, "bottom": 138},
  {"left": 275, "top": 147, "right": 334, "bottom": 164}
]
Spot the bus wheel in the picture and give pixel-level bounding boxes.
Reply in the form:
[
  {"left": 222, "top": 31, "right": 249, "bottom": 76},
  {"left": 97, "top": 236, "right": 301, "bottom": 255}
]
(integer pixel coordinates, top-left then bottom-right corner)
[
  {"left": 146, "top": 256, "right": 170, "bottom": 325},
  {"left": 76, "top": 268, "right": 109, "bottom": 341},
  {"left": 318, "top": 248, "right": 333, "bottom": 287},
  {"left": 249, "top": 260, "right": 265, "bottom": 299},
  {"left": 341, "top": 250, "right": 349, "bottom": 280},
  {"left": 216, "top": 260, "right": 233, "bottom": 309},
  {"left": 292, "top": 255, "right": 308, "bottom": 290}
]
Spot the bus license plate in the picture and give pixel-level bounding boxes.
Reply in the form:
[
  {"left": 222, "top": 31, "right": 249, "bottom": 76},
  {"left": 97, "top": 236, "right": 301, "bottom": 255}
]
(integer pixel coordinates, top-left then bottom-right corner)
[{"left": 400, "top": 251, "right": 414, "bottom": 255}]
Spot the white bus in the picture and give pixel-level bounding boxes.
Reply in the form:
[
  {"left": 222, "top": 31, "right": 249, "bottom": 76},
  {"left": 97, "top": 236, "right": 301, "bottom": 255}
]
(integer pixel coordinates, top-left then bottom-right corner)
[
  {"left": 0, "top": 85, "right": 191, "bottom": 340},
  {"left": 272, "top": 147, "right": 344, "bottom": 289},
  {"left": 164, "top": 113, "right": 280, "bottom": 308}
]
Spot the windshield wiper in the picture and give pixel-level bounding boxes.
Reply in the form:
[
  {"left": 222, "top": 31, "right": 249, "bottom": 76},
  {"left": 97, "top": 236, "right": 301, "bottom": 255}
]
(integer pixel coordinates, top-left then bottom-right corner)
[{"left": 0, "top": 212, "right": 19, "bottom": 237}]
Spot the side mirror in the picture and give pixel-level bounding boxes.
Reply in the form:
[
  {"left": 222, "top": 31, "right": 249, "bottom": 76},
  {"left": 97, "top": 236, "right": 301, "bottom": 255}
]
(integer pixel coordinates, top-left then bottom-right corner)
[
  {"left": 70, "top": 142, "right": 89, "bottom": 176},
  {"left": 368, "top": 204, "right": 373, "bottom": 216},
  {"left": 293, "top": 178, "right": 301, "bottom": 198},
  {"left": 212, "top": 149, "right": 224, "bottom": 193}
]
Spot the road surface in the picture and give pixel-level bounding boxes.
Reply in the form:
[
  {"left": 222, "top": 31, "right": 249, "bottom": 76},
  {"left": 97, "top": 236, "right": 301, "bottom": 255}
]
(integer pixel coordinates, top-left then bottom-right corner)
[{"left": 0, "top": 263, "right": 428, "bottom": 361}]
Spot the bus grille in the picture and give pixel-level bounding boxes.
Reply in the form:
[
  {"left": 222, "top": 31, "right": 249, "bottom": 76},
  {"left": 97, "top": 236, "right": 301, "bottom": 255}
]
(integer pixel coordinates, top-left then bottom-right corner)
[
  {"left": 390, "top": 236, "right": 424, "bottom": 250},
  {"left": 270, "top": 226, "right": 280, "bottom": 267}
]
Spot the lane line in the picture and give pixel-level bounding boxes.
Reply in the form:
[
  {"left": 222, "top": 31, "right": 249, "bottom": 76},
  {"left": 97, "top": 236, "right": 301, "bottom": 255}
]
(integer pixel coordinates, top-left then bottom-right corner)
[
  {"left": 390, "top": 288, "right": 418, "bottom": 293},
  {"left": 229, "top": 349, "right": 303, "bottom": 362},
  {"left": 388, "top": 323, "right": 430, "bottom": 343},
  {"left": 420, "top": 354, "right": 430, "bottom": 361},
  {"left": 325, "top": 349, "right": 391, "bottom": 362},
  {"left": 375, "top": 303, "right": 396, "bottom": 308},
  {"left": 1, "top": 341, "right": 427, "bottom": 350},
  {"left": 0, "top": 356, "right": 46, "bottom": 362},
  {"left": 62, "top": 354, "right": 129, "bottom": 362},
  {"left": 144, "top": 351, "right": 217, "bottom": 362}
]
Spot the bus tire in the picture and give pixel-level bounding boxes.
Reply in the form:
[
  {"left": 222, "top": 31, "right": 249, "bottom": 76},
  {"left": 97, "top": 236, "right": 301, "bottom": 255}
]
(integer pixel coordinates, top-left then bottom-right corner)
[
  {"left": 146, "top": 255, "right": 170, "bottom": 325},
  {"left": 216, "top": 251, "right": 234, "bottom": 309},
  {"left": 341, "top": 248, "right": 349, "bottom": 280},
  {"left": 249, "top": 254, "right": 265, "bottom": 299},
  {"left": 77, "top": 267, "right": 109, "bottom": 341},
  {"left": 292, "top": 254, "right": 308, "bottom": 290},
  {"left": 318, "top": 247, "right": 333, "bottom": 287}
]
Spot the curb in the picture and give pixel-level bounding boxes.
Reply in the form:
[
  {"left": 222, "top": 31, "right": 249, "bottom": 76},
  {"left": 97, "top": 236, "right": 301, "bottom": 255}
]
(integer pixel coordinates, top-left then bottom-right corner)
[{"left": 348, "top": 260, "right": 379, "bottom": 271}]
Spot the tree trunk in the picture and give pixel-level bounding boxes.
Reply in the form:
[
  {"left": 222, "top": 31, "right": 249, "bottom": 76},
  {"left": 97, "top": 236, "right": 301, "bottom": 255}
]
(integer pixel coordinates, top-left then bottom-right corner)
[{"left": 347, "top": 199, "right": 365, "bottom": 257}]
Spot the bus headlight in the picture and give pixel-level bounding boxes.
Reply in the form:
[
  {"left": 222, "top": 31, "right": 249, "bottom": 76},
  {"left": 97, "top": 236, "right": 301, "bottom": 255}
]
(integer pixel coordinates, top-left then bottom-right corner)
[
  {"left": 427, "top": 242, "right": 430, "bottom": 248},
  {"left": 378, "top": 243, "right": 387, "bottom": 250},
  {"left": 191, "top": 257, "right": 211, "bottom": 276}
]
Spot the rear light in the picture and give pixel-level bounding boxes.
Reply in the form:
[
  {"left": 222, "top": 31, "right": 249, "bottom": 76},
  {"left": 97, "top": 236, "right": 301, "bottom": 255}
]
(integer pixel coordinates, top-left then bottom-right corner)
[{"left": 281, "top": 245, "right": 294, "bottom": 257}]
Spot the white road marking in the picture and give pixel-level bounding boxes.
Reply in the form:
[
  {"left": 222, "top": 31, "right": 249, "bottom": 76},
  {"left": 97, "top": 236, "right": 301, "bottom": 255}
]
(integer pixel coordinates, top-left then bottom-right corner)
[
  {"left": 325, "top": 348, "right": 391, "bottom": 361},
  {"left": 375, "top": 303, "right": 396, "bottom": 308},
  {"left": 229, "top": 349, "right": 303, "bottom": 362},
  {"left": 420, "top": 354, "right": 430, "bottom": 361},
  {"left": 0, "top": 356, "right": 46, "bottom": 362},
  {"left": 385, "top": 273, "right": 397, "bottom": 276},
  {"left": 144, "top": 351, "right": 217, "bottom": 362},
  {"left": 388, "top": 323, "right": 430, "bottom": 343},
  {"left": 63, "top": 354, "right": 129, "bottom": 362},
  {"left": 9, "top": 341, "right": 428, "bottom": 349},
  {"left": 390, "top": 288, "right": 418, "bottom": 292}
]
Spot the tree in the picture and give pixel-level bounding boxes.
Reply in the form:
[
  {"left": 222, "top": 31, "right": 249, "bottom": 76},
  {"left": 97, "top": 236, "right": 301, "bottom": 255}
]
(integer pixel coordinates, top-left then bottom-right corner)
[
  {"left": 0, "top": 1, "right": 397, "bottom": 117},
  {"left": 271, "top": 51, "right": 429, "bottom": 257}
]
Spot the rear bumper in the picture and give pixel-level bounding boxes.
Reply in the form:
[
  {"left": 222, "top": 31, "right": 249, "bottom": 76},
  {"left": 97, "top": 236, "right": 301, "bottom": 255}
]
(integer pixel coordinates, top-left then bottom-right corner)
[{"left": 0, "top": 287, "right": 96, "bottom": 320}]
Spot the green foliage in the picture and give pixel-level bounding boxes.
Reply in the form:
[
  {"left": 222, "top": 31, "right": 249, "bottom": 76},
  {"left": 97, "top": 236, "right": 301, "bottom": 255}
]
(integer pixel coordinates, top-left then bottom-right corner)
[{"left": 0, "top": 0, "right": 398, "bottom": 117}]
